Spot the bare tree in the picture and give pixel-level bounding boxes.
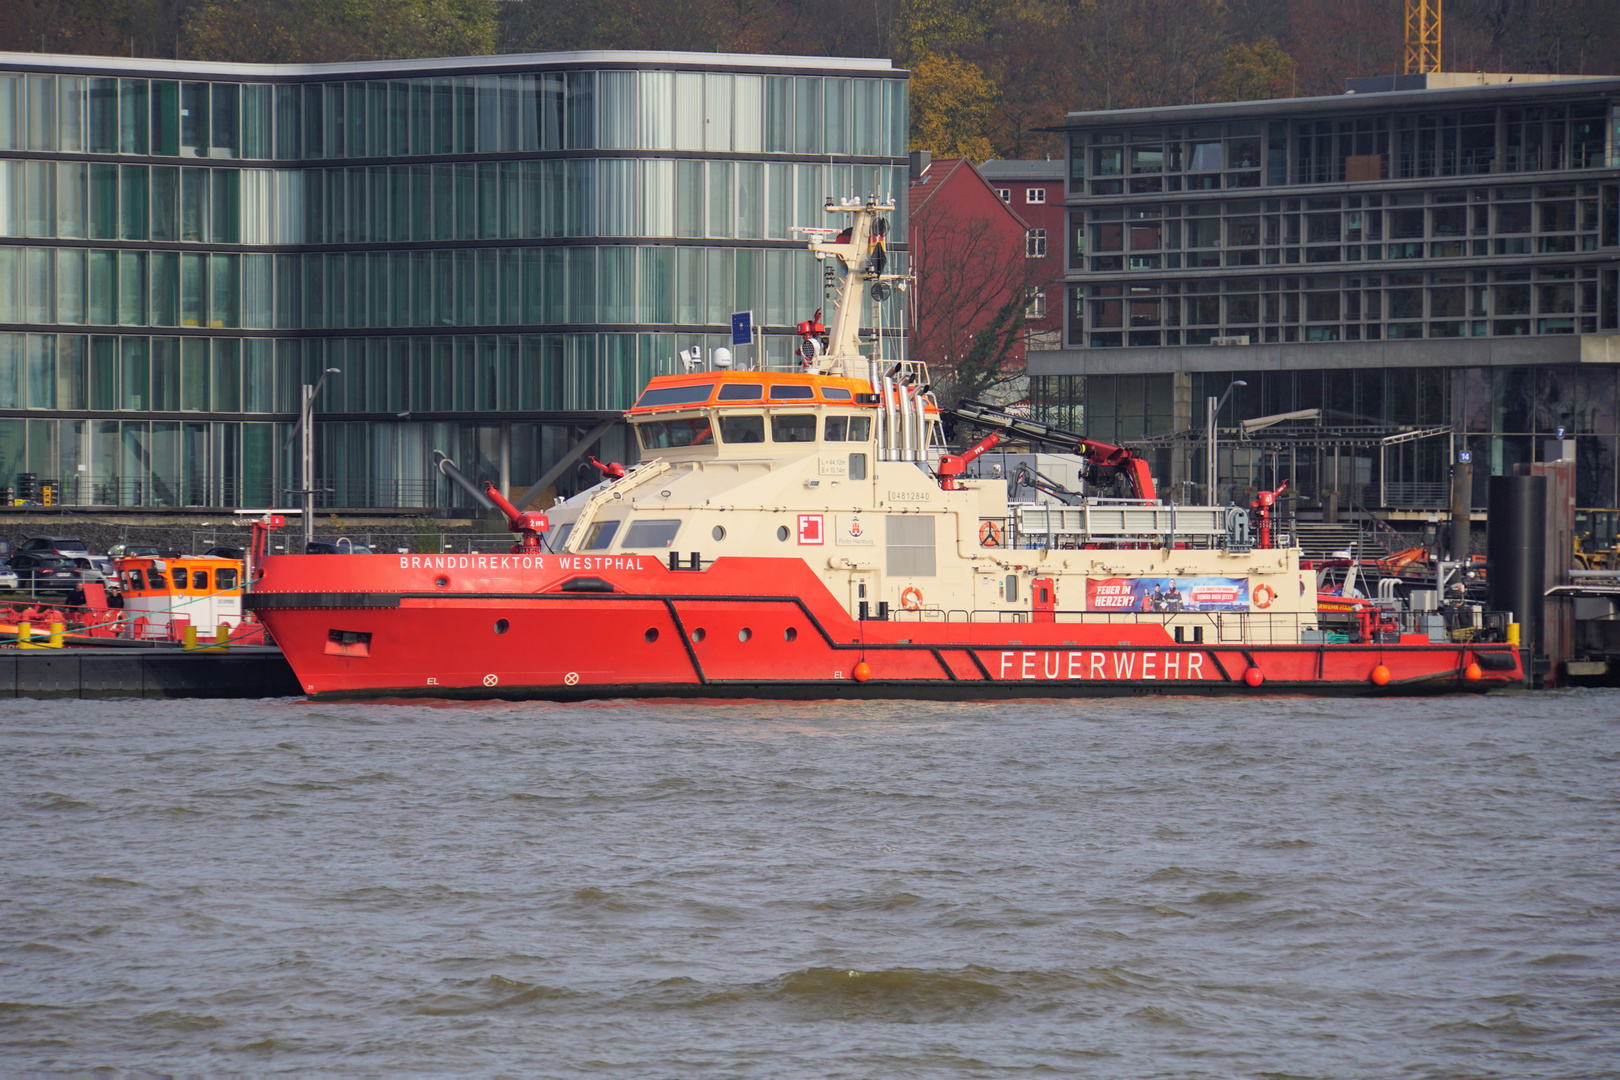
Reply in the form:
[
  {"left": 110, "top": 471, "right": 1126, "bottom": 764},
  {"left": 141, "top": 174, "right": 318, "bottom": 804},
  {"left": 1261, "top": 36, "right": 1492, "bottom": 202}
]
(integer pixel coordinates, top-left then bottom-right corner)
[{"left": 909, "top": 200, "right": 1046, "bottom": 410}]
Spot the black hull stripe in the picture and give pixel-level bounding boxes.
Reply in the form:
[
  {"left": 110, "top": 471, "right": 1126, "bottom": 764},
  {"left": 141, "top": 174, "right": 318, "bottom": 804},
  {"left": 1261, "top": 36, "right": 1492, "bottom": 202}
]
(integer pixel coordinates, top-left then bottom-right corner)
[
  {"left": 244, "top": 590, "right": 1518, "bottom": 660},
  {"left": 306, "top": 677, "right": 1510, "bottom": 704}
]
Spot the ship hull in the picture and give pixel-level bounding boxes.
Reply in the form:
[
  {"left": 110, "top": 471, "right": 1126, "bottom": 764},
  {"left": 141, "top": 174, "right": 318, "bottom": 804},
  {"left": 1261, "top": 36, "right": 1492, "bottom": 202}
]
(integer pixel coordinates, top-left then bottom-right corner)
[{"left": 247, "top": 554, "right": 1521, "bottom": 701}]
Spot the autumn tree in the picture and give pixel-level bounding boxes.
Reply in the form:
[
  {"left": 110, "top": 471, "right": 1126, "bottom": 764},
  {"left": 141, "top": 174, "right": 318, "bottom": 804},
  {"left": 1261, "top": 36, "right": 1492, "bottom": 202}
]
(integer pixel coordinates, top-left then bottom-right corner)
[
  {"left": 184, "top": 0, "right": 496, "bottom": 63},
  {"left": 0, "top": 0, "right": 202, "bottom": 58},
  {"left": 1213, "top": 38, "right": 1297, "bottom": 101},
  {"left": 908, "top": 52, "right": 997, "bottom": 160}
]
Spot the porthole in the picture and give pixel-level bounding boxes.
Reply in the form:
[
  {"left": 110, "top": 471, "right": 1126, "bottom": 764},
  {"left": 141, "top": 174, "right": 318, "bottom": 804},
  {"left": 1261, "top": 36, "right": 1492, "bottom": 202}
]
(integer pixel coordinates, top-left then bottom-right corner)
[
  {"left": 434, "top": 575, "right": 449, "bottom": 588},
  {"left": 712, "top": 525, "right": 726, "bottom": 541},
  {"left": 644, "top": 627, "right": 659, "bottom": 643},
  {"left": 494, "top": 619, "right": 509, "bottom": 635},
  {"left": 784, "top": 627, "right": 798, "bottom": 642},
  {"left": 738, "top": 627, "right": 752, "bottom": 642},
  {"left": 776, "top": 525, "right": 790, "bottom": 541},
  {"left": 691, "top": 627, "right": 707, "bottom": 643}
]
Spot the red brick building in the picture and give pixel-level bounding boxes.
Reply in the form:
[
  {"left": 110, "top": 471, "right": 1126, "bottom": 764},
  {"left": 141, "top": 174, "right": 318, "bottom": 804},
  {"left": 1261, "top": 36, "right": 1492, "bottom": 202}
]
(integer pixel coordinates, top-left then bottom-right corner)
[
  {"left": 980, "top": 158, "right": 1067, "bottom": 353},
  {"left": 907, "top": 154, "right": 1035, "bottom": 402}
]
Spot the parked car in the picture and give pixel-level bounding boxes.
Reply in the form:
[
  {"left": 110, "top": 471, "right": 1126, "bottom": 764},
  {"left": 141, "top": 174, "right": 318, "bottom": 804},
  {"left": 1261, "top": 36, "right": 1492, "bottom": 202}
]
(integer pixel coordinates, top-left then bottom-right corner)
[
  {"left": 18, "top": 537, "right": 118, "bottom": 591},
  {"left": 0, "top": 565, "right": 18, "bottom": 591},
  {"left": 8, "top": 553, "right": 84, "bottom": 593},
  {"left": 203, "top": 545, "right": 245, "bottom": 561},
  {"left": 305, "top": 540, "right": 373, "bottom": 555},
  {"left": 108, "top": 542, "right": 161, "bottom": 559}
]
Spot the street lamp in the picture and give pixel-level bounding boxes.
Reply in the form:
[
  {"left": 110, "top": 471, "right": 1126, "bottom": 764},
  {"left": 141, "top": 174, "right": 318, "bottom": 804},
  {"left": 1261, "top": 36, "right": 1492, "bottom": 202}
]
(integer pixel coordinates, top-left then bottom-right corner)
[
  {"left": 1206, "top": 379, "right": 1247, "bottom": 505},
  {"left": 284, "top": 367, "right": 342, "bottom": 550}
]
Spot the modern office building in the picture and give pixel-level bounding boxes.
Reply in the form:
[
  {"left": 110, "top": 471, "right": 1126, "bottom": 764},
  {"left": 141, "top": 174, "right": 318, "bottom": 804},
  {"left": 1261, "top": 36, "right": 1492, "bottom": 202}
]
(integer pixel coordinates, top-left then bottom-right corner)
[
  {"left": 1034, "top": 75, "right": 1620, "bottom": 520},
  {"left": 0, "top": 50, "right": 909, "bottom": 510}
]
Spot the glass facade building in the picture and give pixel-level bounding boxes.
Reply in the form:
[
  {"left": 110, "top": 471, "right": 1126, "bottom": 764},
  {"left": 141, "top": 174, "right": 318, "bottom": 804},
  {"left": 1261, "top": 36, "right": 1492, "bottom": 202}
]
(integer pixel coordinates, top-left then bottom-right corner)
[
  {"left": 1034, "top": 77, "right": 1620, "bottom": 518},
  {"left": 0, "top": 50, "right": 909, "bottom": 509}
]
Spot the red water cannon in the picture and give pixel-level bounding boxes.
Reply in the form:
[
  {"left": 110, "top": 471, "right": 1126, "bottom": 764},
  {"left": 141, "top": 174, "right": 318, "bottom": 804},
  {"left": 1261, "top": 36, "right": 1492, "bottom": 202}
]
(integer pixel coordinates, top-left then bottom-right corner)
[
  {"left": 796, "top": 309, "right": 827, "bottom": 343},
  {"left": 796, "top": 309, "right": 828, "bottom": 366},
  {"left": 1249, "top": 480, "right": 1288, "bottom": 548},
  {"left": 588, "top": 456, "right": 627, "bottom": 480},
  {"left": 937, "top": 431, "right": 1003, "bottom": 491},
  {"left": 483, "top": 483, "right": 550, "bottom": 553}
]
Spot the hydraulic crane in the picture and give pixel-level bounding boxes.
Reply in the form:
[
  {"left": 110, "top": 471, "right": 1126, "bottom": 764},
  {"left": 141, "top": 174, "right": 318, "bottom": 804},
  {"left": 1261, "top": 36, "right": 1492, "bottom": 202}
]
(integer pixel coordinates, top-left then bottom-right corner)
[{"left": 938, "top": 398, "right": 1158, "bottom": 502}]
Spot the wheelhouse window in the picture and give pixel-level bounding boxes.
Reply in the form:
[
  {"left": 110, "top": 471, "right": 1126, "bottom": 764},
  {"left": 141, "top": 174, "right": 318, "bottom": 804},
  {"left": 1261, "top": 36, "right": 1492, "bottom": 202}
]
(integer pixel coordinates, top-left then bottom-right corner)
[
  {"left": 823, "top": 415, "right": 873, "bottom": 440},
  {"left": 771, "top": 414, "right": 817, "bottom": 442},
  {"left": 720, "top": 414, "right": 765, "bottom": 442},
  {"left": 820, "top": 386, "right": 853, "bottom": 400},
  {"left": 769, "top": 384, "right": 815, "bottom": 399},
  {"left": 637, "top": 416, "right": 714, "bottom": 449},
  {"left": 621, "top": 519, "right": 681, "bottom": 548},
  {"left": 634, "top": 382, "right": 714, "bottom": 408},
  {"left": 716, "top": 382, "right": 763, "bottom": 401},
  {"left": 125, "top": 568, "right": 145, "bottom": 590},
  {"left": 582, "top": 520, "right": 620, "bottom": 550},
  {"left": 216, "top": 567, "right": 237, "bottom": 589}
]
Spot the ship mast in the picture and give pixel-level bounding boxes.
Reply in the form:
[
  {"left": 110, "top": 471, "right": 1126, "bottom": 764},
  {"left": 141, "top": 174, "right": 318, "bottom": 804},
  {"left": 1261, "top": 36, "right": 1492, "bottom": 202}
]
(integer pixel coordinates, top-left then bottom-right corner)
[
  {"left": 793, "top": 198, "right": 907, "bottom": 380},
  {"left": 793, "top": 198, "right": 934, "bottom": 464}
]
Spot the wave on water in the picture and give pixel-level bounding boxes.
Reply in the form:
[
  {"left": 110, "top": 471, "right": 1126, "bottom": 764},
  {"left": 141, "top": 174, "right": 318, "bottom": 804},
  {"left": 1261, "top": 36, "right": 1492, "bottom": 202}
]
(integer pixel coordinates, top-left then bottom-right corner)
[
  {"left": 138, "top": 1010, "right": 226, "bottom": 1032},
  {"left": 617, "top": 965, "right": 1133, "bottom": 1023},
  {"left": 411, "top": 975, "right": 579, "bottom": 1016}
]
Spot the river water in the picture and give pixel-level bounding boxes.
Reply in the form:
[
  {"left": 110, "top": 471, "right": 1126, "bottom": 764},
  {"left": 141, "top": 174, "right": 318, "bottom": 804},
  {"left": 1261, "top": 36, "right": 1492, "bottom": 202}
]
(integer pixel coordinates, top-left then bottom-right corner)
[{"left": 2, "top": 691, "right": 1617, "bottom": 1077}]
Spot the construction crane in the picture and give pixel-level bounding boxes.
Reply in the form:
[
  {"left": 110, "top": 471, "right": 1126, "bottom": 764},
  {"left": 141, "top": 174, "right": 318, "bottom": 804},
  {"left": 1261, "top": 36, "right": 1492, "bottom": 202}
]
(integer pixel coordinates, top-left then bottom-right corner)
[{"left": 1406, "top": 0, "right": 1442, "bottom": 75}]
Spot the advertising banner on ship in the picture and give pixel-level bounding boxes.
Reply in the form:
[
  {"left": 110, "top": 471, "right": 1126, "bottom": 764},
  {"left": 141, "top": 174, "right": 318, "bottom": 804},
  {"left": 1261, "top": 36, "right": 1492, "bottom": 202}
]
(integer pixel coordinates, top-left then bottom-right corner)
[{"left": 1086, "top": 576, "right": 1249, "bottom": 613}]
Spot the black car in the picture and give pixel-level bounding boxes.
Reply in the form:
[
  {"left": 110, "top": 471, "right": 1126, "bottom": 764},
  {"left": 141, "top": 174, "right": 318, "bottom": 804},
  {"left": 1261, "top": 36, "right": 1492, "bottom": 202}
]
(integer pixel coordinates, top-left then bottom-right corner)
[
  {"left": 203, "top": 545, "right": 246, "bottom": 561},
  {"left": 305, "top": 540, "right": 373, "bottom": 555},
  {"left": 18, "top": 536, "right": 116, "bottom": 588},
  {"left": 8, "top": 553, "right": 84, "bottom": 592}
]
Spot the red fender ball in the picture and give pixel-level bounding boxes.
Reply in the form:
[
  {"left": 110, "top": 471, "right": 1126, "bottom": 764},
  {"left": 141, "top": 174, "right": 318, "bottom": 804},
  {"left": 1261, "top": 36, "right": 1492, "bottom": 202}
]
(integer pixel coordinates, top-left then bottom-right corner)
[
  {"left": 1370, "top": 664, "right": 1392, "bottom": 686},
  {"left": 1463, "top": 661, "right": 1483, "bottom": 681},
  {"left": 852, "top": 661, "right": 872, "bottom": 682},
  {"left": 1243, "top": 667, "right": 1264, "bottom": 688}
]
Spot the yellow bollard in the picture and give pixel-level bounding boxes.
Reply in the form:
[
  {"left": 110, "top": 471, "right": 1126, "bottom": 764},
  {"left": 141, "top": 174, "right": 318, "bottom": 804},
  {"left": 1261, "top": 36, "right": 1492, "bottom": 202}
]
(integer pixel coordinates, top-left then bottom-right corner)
[
  {"left": 184, "top": 622, "right": 228, "bottom": 652},
  {"left": 49, "top": 622, "right": 63, "bottom": 648},
  {"left": 1506, "top": 622, "right": 1520, "bottom": 645},
  {"left": 16, "top": 620, "right": 32, "bottom": 648}
]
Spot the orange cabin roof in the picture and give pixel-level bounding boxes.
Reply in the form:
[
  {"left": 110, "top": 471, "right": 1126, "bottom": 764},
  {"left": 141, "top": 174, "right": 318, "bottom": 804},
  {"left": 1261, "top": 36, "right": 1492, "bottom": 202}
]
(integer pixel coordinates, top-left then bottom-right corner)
[
  {"left": 117, "top": 556, "right": 243, "bottom": 597},
  {"left": 629, "top": 371, "right": 937, "bottom": 415}
]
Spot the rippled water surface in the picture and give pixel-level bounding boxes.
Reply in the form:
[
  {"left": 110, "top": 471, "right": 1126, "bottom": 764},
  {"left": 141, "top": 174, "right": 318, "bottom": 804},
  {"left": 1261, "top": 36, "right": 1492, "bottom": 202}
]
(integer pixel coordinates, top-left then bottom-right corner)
[{"left": 3, "top": 691, "right": 1619, "bottom": 1077}]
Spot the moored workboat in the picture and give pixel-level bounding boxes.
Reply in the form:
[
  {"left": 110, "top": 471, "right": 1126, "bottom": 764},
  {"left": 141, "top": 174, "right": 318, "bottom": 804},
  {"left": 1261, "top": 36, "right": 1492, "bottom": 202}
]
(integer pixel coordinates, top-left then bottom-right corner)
[{"left": 246, "top": 197, "right": 1522, "bottom": 700}]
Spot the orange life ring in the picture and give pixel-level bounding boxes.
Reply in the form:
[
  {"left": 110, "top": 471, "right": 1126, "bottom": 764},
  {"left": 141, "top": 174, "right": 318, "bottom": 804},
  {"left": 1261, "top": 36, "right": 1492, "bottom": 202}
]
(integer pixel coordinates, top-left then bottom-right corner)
[
  {"left": 978, "top": 521, "right": 1003, "bottom": 547},
  {"left": 900, "top": 586, "right": 924, "bottom": 611},
  {"left": 1253, "top": 583, "right": 1277, "bottom": 609}
]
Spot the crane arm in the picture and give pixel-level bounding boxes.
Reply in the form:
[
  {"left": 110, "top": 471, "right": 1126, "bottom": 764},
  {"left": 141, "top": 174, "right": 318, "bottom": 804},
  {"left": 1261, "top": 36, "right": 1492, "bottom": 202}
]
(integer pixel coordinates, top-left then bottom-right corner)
[{"left": 945, "top": 398, "right": 1157, "bottom": 501}]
